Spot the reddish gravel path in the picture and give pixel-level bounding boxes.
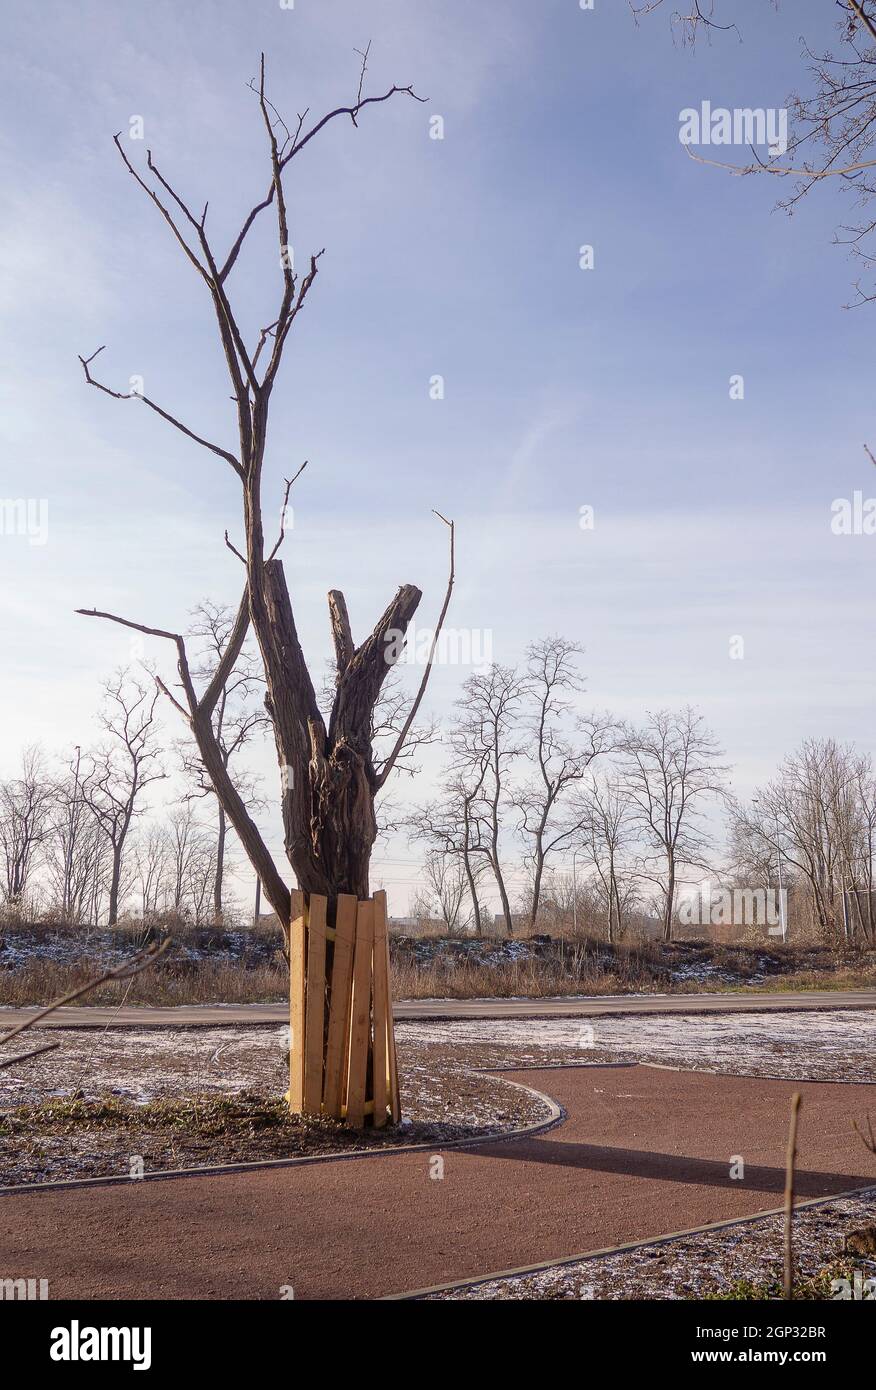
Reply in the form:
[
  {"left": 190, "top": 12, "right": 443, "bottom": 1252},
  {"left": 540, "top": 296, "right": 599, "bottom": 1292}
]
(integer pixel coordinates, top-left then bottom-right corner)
[{"left": 1, "top": 1065, "right": 874, "bottom": 1300}]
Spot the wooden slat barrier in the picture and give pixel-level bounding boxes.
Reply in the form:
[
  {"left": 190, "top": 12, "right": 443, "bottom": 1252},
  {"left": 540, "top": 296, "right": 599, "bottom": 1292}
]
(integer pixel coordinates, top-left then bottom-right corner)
[{"left": 289, "top": 891, "right": 400, "bottom": 1127}]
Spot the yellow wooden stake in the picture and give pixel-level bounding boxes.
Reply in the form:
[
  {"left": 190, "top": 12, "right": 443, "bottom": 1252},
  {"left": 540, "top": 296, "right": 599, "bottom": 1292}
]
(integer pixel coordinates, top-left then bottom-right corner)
[
  {"left": 323, "top": 894, "right": 357, "bottom": 1119},
  {"left": 302, "top": 894, "right": 327, "bottom": 1116},
  {"left": 346, "top": 899, "right": 374, "bottom": 1128},
  {"left": 371, "top": 890, "right": 390, "bottom": 1128},
  {"left": 288, "top": 889, "right": 306, "bottom": 1113}
]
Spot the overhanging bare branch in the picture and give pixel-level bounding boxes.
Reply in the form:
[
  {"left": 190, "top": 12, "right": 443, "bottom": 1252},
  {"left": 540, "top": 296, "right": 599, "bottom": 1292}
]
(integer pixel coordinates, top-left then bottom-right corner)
[
  {"left": 375, "top": 512, "right": 455, "bottom": 790},
  {"left": 79, "top": 346, "right": 243, "bottom": 478}
]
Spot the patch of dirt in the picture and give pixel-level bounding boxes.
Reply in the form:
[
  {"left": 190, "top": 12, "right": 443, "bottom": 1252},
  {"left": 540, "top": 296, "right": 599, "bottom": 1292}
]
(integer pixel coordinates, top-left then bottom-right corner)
[{"left": 0, "top": 1029, "right": 551, "bottom": 1186}]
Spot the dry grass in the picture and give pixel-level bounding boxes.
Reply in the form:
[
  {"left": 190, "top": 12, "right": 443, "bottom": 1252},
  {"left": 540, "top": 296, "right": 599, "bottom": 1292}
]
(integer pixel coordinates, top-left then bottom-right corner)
[
  {"left": 389, "top": 949, "right": 661, "bottom": 1000},
  {"left": 0, "top": 956, "right": 287, "bottom": 1007},
  {"left": 2, "top": 921, "right": 875, "bottom": 1006}
]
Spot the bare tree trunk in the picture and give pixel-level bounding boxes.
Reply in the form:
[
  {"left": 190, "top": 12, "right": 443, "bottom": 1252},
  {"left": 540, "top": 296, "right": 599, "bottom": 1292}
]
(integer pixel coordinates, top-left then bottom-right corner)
[
  {"left": 663, "top": 859, "right": 676, "bottom": 942},
  {"left": 462, "top": 851, "right": 483, "bottom": 936},
  {"left": 214, "top": 804, "right": 226, "bottom": 919},
  {"left": 493, "top": 859, "right": 515, "bottom": 937},
  {"left": 108, "top": 846, "right": 122, "bottom": 927},
  {"left": 528, "top": 849, "right": 545, "bottom": 933}
]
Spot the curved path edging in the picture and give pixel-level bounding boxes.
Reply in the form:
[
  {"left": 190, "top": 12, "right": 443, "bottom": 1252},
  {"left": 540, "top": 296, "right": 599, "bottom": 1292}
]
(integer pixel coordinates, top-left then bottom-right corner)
[{"left": 387, "top": 1180, "right": 876, "bottom": 1300}]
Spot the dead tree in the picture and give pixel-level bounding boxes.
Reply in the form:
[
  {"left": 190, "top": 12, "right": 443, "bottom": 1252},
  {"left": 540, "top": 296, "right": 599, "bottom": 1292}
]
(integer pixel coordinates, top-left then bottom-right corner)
[{"left": 75, "top": 52, "right": 452, "bottom": 1116}]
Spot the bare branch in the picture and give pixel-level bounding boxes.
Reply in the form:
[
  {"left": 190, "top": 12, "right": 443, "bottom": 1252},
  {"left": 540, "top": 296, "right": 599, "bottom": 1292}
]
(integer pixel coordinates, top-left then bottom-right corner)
[
  {"left": 113, "top": 133, "right": 211, "bottom": 281},
  {"left": 224, "top": 531, "right": 247, "bottom": 565},
  {"left": 375, "top": 512, "right": 455, "bottom": 790},
  {"left": 328, "top": 589, "right": 355, "bottom": 679},
  {"left": 79, "top": 346, "right": 243, "bottom": 478},
  {"left": 218, "top": 54, "right": 426, "bottom": 284},
  {"left": 0, "top": 940, "right": 171, "bottom": 1051},
  {"left": 684, "top": 144, "right": 876, "bottom": 182},
  {"left": 266, "top": 461, "right": 307, "bottom": 562},
  {"left": 75, "top": 604, "right": 291, "bottom": 925}
]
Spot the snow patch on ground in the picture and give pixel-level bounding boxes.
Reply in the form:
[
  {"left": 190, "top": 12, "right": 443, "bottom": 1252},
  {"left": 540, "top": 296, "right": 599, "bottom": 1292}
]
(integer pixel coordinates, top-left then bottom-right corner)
[
  {"left": 3, "top": 1009, "right": 874, "bottom": 1113},
  {"left": 397, "top": 1009, "right": 876, "bottom": 1078}
]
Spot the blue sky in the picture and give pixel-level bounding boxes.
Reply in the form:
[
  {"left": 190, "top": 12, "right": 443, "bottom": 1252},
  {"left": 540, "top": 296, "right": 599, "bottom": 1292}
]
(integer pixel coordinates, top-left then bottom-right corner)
[{"left": 1, "top": 0, "right": 874, "bottom": 910}]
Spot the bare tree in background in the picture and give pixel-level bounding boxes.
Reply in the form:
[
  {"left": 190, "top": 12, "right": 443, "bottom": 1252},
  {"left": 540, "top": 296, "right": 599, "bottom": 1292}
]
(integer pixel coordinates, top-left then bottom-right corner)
[
  {"left": 411, "top": 851, "right": 471, "bottom": 934},
  {"left": 180, "top": 599, "right": 268, "bottom": 919},
  {"left": 77, "top": 51, "right": 452, "bottom": 943},
  {"left": 165, "top": 804, "right": 202, "bottom": 917},
  {"left": 737, "top": 738, "right": 873, "bottom": 939},
  {"left": 620, "top": 707, "right": 729, "bottom": 942},
  {"left": 408, "top": 768, "right": 491, "bottom": 936},
  {"left": 187, "top": 835, "right": 221, "bottom": 925},
  {"left": 81, "top": 671, "right": 165, "bottom": 926},
  {"left": 46, "top": 802, "right": 108, "bottom": 924},
  {"left": 450, "top": 665, "right": 524, "bottom": 936},
  {"left": 0, "top": 747, "right": 55, "bottom": 908},
  {"left": 514, "top": 638, "right": 613, "bottom": 931},
  {"left": 579, "top": 774, "right": 638, "bottom": 942},
  {"left": 132, "top": 822, "right": 172, "bottom": 919},
  {"left": 53, "top": 747, "right": 85, "bottom": 921}
]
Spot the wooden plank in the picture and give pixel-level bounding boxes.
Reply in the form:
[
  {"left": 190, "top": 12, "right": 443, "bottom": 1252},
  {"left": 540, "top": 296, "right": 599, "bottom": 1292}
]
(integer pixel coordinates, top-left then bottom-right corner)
[
  {"left": 302, "top": 894, "right": 327, "bottom": 1116},
  {"left": 384, "top": 915, "right": 401, "bottom": 1123},
  {"left": 345, "top": 898, "right": 374, "bottom": 1129},
  {"left": 322, "top": 894, "right": 357, "bottom": 1119},
  {"left": 371, "top": 890, "right": 390, "bottom": 1128},
  {"left": 288, "top": 889, "right": 306, "bottom": 1114}
]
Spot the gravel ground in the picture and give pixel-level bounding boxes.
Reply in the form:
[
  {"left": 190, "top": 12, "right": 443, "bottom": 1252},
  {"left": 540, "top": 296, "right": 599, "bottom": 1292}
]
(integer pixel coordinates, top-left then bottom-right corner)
[
  {"left": 0, "top": 1026, "right": 552, "bottom": 1186},
  {"left": 429, "top": 1189, "right": 876, "bottom": 1300}
]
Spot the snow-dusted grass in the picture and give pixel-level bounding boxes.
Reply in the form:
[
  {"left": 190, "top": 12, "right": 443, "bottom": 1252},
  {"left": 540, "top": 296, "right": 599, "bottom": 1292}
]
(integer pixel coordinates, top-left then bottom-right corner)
[
  {"left": 3, "top": 1010, "right": 874, "bottom": 1117},
  {"left": 397, "top": 1009, "right": 876, "bottom": 1081}
]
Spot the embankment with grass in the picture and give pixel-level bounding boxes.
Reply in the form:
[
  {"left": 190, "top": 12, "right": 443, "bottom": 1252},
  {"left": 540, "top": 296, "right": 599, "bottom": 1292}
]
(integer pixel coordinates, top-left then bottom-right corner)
[{"left": 1, "top": 920, "right": 875, "bottom": 1006}]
